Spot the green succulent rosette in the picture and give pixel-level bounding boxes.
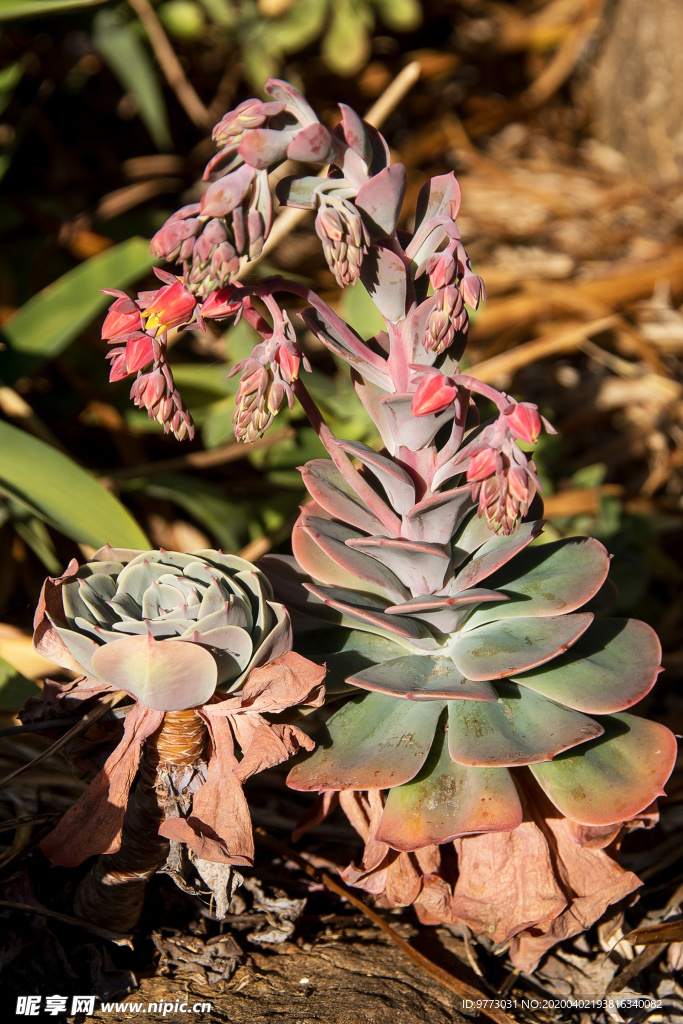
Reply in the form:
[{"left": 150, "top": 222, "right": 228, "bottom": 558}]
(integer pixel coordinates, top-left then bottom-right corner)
[
  {"left": 263, "top": 453, "right": 676, "bottom": 847},
  {"left": 34, "top": 546, "right": 292, "bottom": 711}
]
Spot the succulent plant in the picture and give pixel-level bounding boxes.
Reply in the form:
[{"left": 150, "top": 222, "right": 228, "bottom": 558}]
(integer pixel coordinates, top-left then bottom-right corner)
[
  {"left": 101, "top": 81, "right": 677, "bottom": 967},
  {"left": 34, "top": 546, "right": 325, "bottom": 930},
  {"left": 34, "top": 546, "right": 292, "bottom": 704}
]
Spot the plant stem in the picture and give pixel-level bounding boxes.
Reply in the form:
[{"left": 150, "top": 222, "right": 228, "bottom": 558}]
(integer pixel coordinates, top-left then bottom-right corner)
[{"left": 74, "top": 708, "right": 207, "bottom": 933}]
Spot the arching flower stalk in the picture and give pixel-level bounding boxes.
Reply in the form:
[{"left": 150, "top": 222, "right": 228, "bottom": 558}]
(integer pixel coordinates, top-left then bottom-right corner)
[
  {"left": 33, "top": 548, "right": 324, "bottom": 932},
  {"left": 98, "top": 82, "right": 676, "bottom": 968}
]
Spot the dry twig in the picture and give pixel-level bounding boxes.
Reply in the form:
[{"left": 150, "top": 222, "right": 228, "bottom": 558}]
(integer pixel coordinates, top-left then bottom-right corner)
[
  {"left": 0, "top": 899, "right": 132, "bottom": 945},
  {"left": 0, "top": 689, "right": 126, "bottom": 788},
  {"left": 127, "top": 0, "right": 212, "bottom": 131}
]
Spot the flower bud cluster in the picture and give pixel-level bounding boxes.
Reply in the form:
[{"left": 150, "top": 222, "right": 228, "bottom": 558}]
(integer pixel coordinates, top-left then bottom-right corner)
[
  {"left": 418, "top": 236, "right": 485, "bottom": 355},
  {"left": 131, "top": 355, "right": 194, "bottom": 442},
  {"left": 466, "top": 435, "right": 539, "bottom": 535},
  {"left": 228, "top": 310, "right": 308, "bottom": 443},
  {"left": 149, "top": 82, "right": 320, "bottom": 301},
  {"left": 102, "top": 271, "right": 198, "bottom": 381},
  {"left": 315, "top": 195, "right": 369, "bottom": 289},
  {"left": 102, "top": 273, "right": 197, "bottom": 441}
]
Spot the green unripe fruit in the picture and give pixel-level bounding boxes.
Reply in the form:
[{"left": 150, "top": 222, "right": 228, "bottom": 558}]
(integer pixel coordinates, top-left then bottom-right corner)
[{"left": 158, "top": 0, "right": 205, "bottom": 41}]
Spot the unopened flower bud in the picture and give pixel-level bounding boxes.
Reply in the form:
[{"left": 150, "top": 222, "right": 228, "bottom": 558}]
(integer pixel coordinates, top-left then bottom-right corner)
[
  {"left": 315, "top": 197, "right": 369, "bottom": 289},
  {"left": 150, "top": 205, "right": 201, "bottom": 262},
  {"left": 466, "top": 436, "right": 538, "bottom": 535},
  {"left": 461, "top": 271, "right": 485, "bottom": 309},
  {"left": 467, "top": 446, "right": 499, "bottom": 483},
  {"left": 411, "top": 373, "right": 458, "bottom": 417},
  {"left": 131, "top": 361, "right": 194, "bottom": 442},
  {"left": 426, "top": 252, "right": 456, "bottom": 291},
  {"left": 212, "top": 98, "right": 285, "bottom": 147},
  {"left": 422, "top": 285, "right": 467, "bottom": 355},
  {"left": 503, "top": 402, "right": 543, "bottom": 444},
  {"left": 106, "top": 333, "right": 155, "bottom": 382},
  {"left": 101, "top": 295, "right": 143, "bottom": 341},
  {"left": 201, "top": 286, "right": 243, "bottom": 320}
]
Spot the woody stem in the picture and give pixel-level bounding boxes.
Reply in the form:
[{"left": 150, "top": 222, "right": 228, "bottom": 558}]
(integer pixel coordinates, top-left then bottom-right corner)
[{"left": 74, "top": 708, "right": 207, "bottom": 933}]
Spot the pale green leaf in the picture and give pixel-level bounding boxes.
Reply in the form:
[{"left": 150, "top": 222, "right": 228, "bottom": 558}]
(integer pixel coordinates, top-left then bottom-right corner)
[
  {"left": 340, "top": 280, "right": 385, "bottom": 340},
  {"left": 321, "top": 0, "right": 372, "bottom": 77},
  {"left": 3, "top": 237, "right": 154, "bottom": 369},
  {"left": 265, "top": 0, "right": 328, "bottom": 55},
  {"left": 0, "top": 0, "right": 106, "bottom": 20},
  {"left": 93, "top": 8, "right": 173, "bottom": 151},
  {"left": 197, "top": 0, "right": 235, "bottom": 28},
  {"left": 371, "top": 0, "right": 421, "bottom": 32},
  {"left": 0, "top": 421, "right": 150, "bottom": 549},
  {"left": 0, "top": 654, "right": 39, "bottom": 710}
]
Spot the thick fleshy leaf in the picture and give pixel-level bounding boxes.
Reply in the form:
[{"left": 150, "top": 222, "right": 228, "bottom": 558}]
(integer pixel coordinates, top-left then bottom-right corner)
[
  {"left": 355, "top": 164, "right": 407, "bottom": 237},
  {"left": 293, "top": 512, "right": 389, "bottom": 600},
  {"left": 377, "top": 726, "right": 522, "bottom": 850},
  {"left": 336, "top": 439, "right": 415, "bottom": 515},
  {"left": 238, "top": 127, "right": 294, "bottom": 168},
  {"left": 346, "top": 537, "right": 450, "bottom": 595},
  {"left": 91, "top": 634, "right": 218, "bottom": 711},
  {"left": 451, "top": 520, "right": 545, "bottom": 593},
  {"left": 51, "top": 621, "right": 101, "bottom": 674},
  {"left": 301, "top": 309, "right": 391, "bottom": 389},
  {"left": 413, "top": 171, "right": 462, "bottom": 235},
  {"left": 294, "top": 507, "right": 382, "bottom": 598},
  {"left": 287, "top": 691, "right": 444, "bottom": 791},
  {"left": 530, "top": 712, "right": 677, "bottom": 825},
  {"left": 360, "top": 245, "right": 407, "bottom": 323},
  {"left": 303, "top": 582, "right": 437, "bottom": 646},
  {"left": 451, "top": 613, "right": 593, "bottom": 680},
  {"left": 296, "top": 627, "right": 406, "bottom": 694},
  {"left": 452, "top": 510, "right": 501, "bottom": 566},
  {"left": 299, "top": 514, "right": 408, "bottom": 600},
  {"left": 275, "top": 174, "right": 322, "bottom": 210},
  {"left": 386, "top": 590, "right": 508, "bottom": 633},
  {"left": 301, "top": 460, "right": 385, "bottom": 535},
  {"left": 379, "top": 393, "right": 453, "bottom": 451},
  {"left": 448, "top": 681, "right": 603, "bottom": 767},
  {"left": 287, "top": 122, "right": 340, "bottom": 163},
  {"left": 511, "top": 618, "right": 662, "bottom": 713},
  {"left": 338, "top": 103, "right": 373, "bottom": 165},
  {"left": 465, "top": 537, "right": 610, "bottom": 628},
  {"left": 348, "top": 654, "right": 498, "bottom": 701},
  {"left": 201, "top": 163, "right": 254, "bottom": 217},
  {"left": 405, "top": 486, "right": 473, "bottom": 544}
]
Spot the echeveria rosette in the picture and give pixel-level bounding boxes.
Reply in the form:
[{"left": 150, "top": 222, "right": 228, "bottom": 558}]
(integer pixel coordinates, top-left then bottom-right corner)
[
  {"left": 33, "top": 546, "right": 326, "bottom": 873},
  {"left": 262, "top": 464, "right": 675, "bottom": 966},
  {"left": 33, "top": 546, "right": 292, "bottom": 709}
]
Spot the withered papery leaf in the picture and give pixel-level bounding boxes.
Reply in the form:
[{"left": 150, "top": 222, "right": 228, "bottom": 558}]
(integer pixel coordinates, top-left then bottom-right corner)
[
  {"left": 230, "top": 651, "right": 326, "bottom": 714},
  {"left": 450, "top": 822, "right": 568, "bottom": 945},
  {"left": 159, "top": 652, "right": 326, "bottom": 866},
  {"left": 32, "top": 558, "right": 81, "bottom": 670},
  {"left": 233, "top": 722, "right": 314, "bottom": 782},
  {"left": 384, "top": 851, "right": 422, "bottom": 907},
  {"left": 159, "top": 711, "right": 254, "bottom": 866},
  {"left": 509, "top": 815, "right": 642, "bottom": 973},
  {"left": 339, "top": 789, "right": 388, "bottom": 872},
  {"left": 41, "top": 702, "right": 163, "bottom": 867}
]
